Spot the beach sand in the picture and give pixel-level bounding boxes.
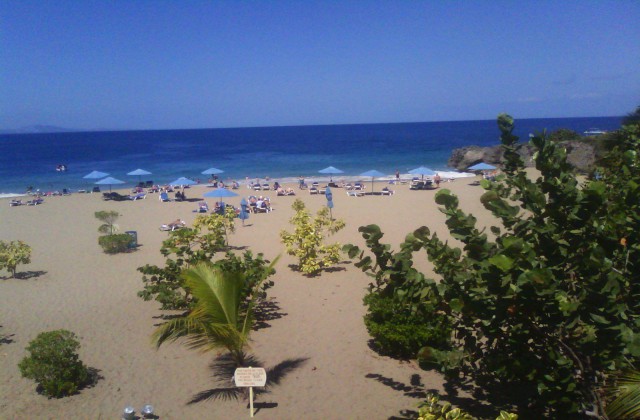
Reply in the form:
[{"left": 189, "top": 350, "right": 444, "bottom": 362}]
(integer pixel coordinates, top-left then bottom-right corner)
[{"left": 0, "top": 177, "right": 497, "bottom": 419}]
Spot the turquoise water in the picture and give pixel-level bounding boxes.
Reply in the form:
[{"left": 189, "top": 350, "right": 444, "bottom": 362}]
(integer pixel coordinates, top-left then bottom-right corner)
[{"left": 0, "top": 116, "right": 622, "bottom": 193}]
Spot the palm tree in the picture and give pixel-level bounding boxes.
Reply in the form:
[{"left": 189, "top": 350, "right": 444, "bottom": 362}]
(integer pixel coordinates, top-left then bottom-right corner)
[{"left": 152, "top": 261, "right": 272, "bottom": 367}]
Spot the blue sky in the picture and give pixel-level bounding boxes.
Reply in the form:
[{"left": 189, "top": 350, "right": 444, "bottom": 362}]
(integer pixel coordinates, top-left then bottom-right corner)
[{"left": 1, "top": 1, "right": 638, "bottom": 130}]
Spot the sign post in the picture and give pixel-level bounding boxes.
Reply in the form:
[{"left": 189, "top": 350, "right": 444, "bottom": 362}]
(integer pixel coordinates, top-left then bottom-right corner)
[
  {"left": 325, "top": 186, "right": 334, "bottom": 219},
  {"left": 234, "top": 367, "right": 267, "bottom": 417}
]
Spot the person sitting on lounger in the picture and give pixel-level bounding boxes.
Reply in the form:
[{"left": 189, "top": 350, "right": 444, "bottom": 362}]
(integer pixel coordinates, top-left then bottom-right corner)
[{"left": 160, "top": 219, "right": 186, "bottom": 231}]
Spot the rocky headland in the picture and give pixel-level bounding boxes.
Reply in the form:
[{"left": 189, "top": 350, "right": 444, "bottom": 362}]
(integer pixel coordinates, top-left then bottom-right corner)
[{"left": 448, "top": 140, "right": 598, "bottom": 173}]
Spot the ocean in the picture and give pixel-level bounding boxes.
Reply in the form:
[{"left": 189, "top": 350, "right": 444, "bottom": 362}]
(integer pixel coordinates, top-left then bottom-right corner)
[{"left": 0, "top": 116, "right": 622, "bottom": 194}]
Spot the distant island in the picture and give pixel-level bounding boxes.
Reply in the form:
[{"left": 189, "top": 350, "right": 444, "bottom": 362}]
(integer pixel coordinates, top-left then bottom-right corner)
[{"left": 0, "top": 125, "right": 75, "bottom": 135}]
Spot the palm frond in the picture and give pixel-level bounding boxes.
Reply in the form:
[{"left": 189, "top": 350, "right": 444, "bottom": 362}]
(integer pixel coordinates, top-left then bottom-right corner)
[{"left": 607, "top": 370, "right": 640, "bottom": 419}]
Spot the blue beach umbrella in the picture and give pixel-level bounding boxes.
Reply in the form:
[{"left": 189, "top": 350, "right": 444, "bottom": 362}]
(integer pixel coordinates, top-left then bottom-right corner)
[
  {"left": 409, "top": 166, "right": 436, "bottom": 179},
  {"left": 95, "top": 176, "right": 125, "bottom": 192},
  {"left": 83, "top": 170, "right": 109, "bottom": 179},
  {"left": 168, "top": 177, "right": 197, "bottom": 186},
  {"left": 203, "top": 188, "right": 239, "bottom": 211},
  {"left": 318, "top": 166, "right": 344, "bottom": 182},
  {"left": 359, "top": 169, "right": 387, "bottom": 193},
  {"left": 239, "top": 197, "right": 250, "bottom": 226},
  {"left": 202, "top": 167, "right": 224, "bottom": 175},
  {"left": 127, "top": 168, "right": 152, "bottom": 185},
  {"left": 468, "top": 162, "right": 497, "bottom": 171}
]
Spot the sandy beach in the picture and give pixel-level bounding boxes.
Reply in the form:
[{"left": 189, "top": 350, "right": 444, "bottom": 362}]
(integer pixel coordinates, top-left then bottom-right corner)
[{"left": 0, "top": 177, "right": 497, "bottom": 419}]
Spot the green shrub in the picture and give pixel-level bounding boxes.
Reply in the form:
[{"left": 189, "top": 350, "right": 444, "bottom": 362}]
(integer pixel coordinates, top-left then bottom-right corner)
[
  {"left": 94, "top": 210, "right": 120, "bottom": 235},
  {"left": 98, "top": 234, "right": 132, "bottom": 254},
  {"left": 364, "top": 292, "right": 450, "bottom": 359},
  {"left": 0, "top": 240, "right": 32, "bottom": 277},
  {"left": 18, "top": 330, "right": 90, "bottom": 398},
  {"left": 280, "top": 199, "right": 345, "bottom": 275}
]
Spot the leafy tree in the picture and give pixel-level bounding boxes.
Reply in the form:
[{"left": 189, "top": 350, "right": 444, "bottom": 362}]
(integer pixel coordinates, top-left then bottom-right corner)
[
  {"left": 280, "top": 199, "right": 345, "bottom": 275},
  {"left": 138, "top": 220, "right": 274, "bottom": 310},
  {"left": 151, "top": 261, "right": 275, "bottom": 367},
  {"left": 0, "top": 240, "right": 32, "bottom": 278},
  {"left": 547, "top": 128, "right": 581, "bottom": 142},
  {"left": 94, "top": 210, "right": 120, "bottom": 235},
  {"left": 622, "top": 105, "right": 640, "bottom": 127},
  {"left": 18, "top": 330, "right": 90, "bottom": 398},
  {"left": 348, "top": 115, "right": 640, "bottom": 417},
  {"left": 193, "top": 209, "right": 236, "bottom": 246}
]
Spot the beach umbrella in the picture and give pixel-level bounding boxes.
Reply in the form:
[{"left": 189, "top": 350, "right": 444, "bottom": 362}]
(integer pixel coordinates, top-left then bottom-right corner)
[
  {"left": 468, "top": 162, "right": 497, "bottom": 171},
  {"left": 202, "top": 167, "right": 224, "bottom": 175},
  {"left": 203, "top": 188, "right": 239, "bottom": 211},
  {"left": 359, "top": 169, "right": 387, "bottom": 193},
  {"left": 318, "top": 166, "right": 344, "bottom": 182},
  {"left": 409, "top": 166, "right": 436, "bottom": 180},
  {"left": 127, "top": 168, "right": 152, "bottom": 184},
  {"left": 239, "top": 197, "right": 250, "bottom": 226},
  {"left": 95, "top": 176, "right": 125, "bottom": 192},
  {"left": 168, "top": 177, "right": 197, "bottom": 186},
  {"left": 83, "top": 170, "right": 109, "bottom": 179}
]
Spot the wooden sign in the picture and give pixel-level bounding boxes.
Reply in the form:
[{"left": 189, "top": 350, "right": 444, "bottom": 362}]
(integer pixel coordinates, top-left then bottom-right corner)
[
  {"left": 234, "top": 367, "right": 267, "bottom": 387},
  {"left": 234, "top": 367, "right": 267, "bottom": 417}
]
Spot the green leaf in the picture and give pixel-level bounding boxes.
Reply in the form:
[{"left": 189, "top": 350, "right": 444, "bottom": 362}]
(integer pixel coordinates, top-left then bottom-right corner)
[{"left": 488, "top": 254, "right": 514, "bottom": 272}]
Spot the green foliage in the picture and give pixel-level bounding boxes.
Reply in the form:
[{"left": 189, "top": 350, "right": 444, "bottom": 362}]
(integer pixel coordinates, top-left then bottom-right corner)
[
  {"left": 0, "top": 240, "right": 32, "bottom": 278},
  {"left": 280, "top": 199, "right": 345, "bottom": 275},
  {"left": 363, "top": 292, "right": 450, "bottom": 359},
  {"left": 138, "top": 221, "right": 275, "bottom": 310},
  {"left": 94, "top": 210, "right": 120, "bottom": 235},
  {"left": 547, "top": 128, "right": 581, "bottom": 142},
  {"left": 193, "top": 211, "right": 236, "bottom": 247},
  {"left": 348, "top": 116, "right": 640, "bottom": 418},
  {"left": 151, "top": 261, "right": 276, "bottom": 366},
  {"left": 18, "top": 330, "right": 90, "bottom": 398},
  {"left": 97, "top": 233, "right": 132, "bottom": 254},
  {"left": 418, "top": 393, "right": 517, "bottom": 420},
  {"left": 622, "top": 105, "right": 640, "bottom": 127}
]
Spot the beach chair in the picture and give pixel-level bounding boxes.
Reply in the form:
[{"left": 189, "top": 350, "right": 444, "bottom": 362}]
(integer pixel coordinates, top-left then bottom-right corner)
[
  {"left": 9, "top": 199, "right": 23, "bottom": 206},
  {"left": 410, "top": 181, "right": 425, "bottom": 190},
  {"left": 92, "top": 186, "right": 101, "bottom": 193},
  {"left": 159, "top": 220, "right": 186, "bottom": 231},
  {"left": 195, "top": 201, "right": 209, "bottom": 213},
  {"left": 346, "top": 190, "right": 364, "bottom": 197},
  {"left": 381, "top": 187, "right": 394, "bottom": 196},
  {"left": 129, "top": 193, "right": 146, "bottom": 201},
  {"left": 309, "top": 186, "right": 318, "bottom": 194},
  {"left": 62, "top": 188, "right": 71, "bottom": 195},
  {"left": 159, "top": 192, "right": 171, "bottom": 202},
  {"left": 27, "top": 198, "right": 44, "bottom": 205}
]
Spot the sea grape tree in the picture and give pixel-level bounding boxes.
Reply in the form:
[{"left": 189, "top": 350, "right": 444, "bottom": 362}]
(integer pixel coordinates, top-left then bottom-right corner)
[{"left": 347, "top": 115, "right": 640, "bottom": 417}]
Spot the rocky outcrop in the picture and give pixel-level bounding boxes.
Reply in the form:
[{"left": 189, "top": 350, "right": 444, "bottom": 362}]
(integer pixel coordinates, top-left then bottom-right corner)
[{"left": 448, "top": 141, "right": 596, "bottom": 173}]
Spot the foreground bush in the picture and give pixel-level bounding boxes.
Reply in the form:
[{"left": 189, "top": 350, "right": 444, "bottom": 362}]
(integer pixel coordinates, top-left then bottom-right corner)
[
  {"left": 0, "top": 240, "right": 32, "bottom": 277},
  {"left": 98, "top": 233, "right": 132, "bottom": 254},
  {"left": 18, "top": 330, "right": 90, "bottom": 398},
  {"left": 363, "top": 292, "right": 450, "bottom": 359}
]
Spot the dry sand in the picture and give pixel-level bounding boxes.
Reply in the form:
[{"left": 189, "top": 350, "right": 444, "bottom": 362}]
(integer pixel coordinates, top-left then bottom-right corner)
[{"left": 0, "top": 177, "right": 497, "bottom": 419}]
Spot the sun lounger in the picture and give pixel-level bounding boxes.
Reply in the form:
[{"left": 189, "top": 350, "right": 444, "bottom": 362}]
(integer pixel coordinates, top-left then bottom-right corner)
[
  {"left": 9, "top": 199, "right": 23, "bottom": 206},
  {"left": 159, "top": 220, "right": 186, "bottom": 231},
  {"left": 128, "top": 193, "right": 146, "bottom": 200},
  {"left": 309, "top": 187, "right": 318, "bottom": 194},
  {"left": 159, "top": 192, "right": 171, "bottom": 202},
  {"left": 381, "top": 187, "right": 394, "bottom": 196},
  {"left": 26, "top": 198, "right": 44, "bottom": 205},
  {"left": 347, "top": 190, "right": 364, "bottom": 197},
  {"left": 195, "top": 201, "right": 209, "bottom": 213}
]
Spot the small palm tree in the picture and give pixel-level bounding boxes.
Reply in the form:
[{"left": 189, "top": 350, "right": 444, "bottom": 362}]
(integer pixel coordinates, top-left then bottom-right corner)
[{"left": 151, "top": 261, "right": 273, "bottom": 367}]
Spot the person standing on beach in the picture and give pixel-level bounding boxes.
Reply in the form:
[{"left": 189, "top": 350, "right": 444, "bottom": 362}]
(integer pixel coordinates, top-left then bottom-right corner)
[
  {"left": 395, "top": 170, "right": 400, "bottom": 183},
  {"left": 434, "top": 173, "right": 441, "bottom": 188}
]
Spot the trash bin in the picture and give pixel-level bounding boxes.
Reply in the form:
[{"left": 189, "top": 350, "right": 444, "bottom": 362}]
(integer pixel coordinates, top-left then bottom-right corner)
[{"left": 125, "top": 231, "right": 137, "bottom": 249}]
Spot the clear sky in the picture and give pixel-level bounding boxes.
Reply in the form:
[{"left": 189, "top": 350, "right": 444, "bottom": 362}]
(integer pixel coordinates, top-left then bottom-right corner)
[{"left": 1, "top": 1, "right": 638, "bottom": 130}]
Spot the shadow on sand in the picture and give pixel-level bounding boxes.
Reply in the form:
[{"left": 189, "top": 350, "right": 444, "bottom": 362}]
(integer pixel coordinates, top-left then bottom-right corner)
[
  {"left": 2, "top": 270, "right": 47, "bottom": 281},
  {"left": 187, "top": 352, "right": 308, "bottom": 409}
]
